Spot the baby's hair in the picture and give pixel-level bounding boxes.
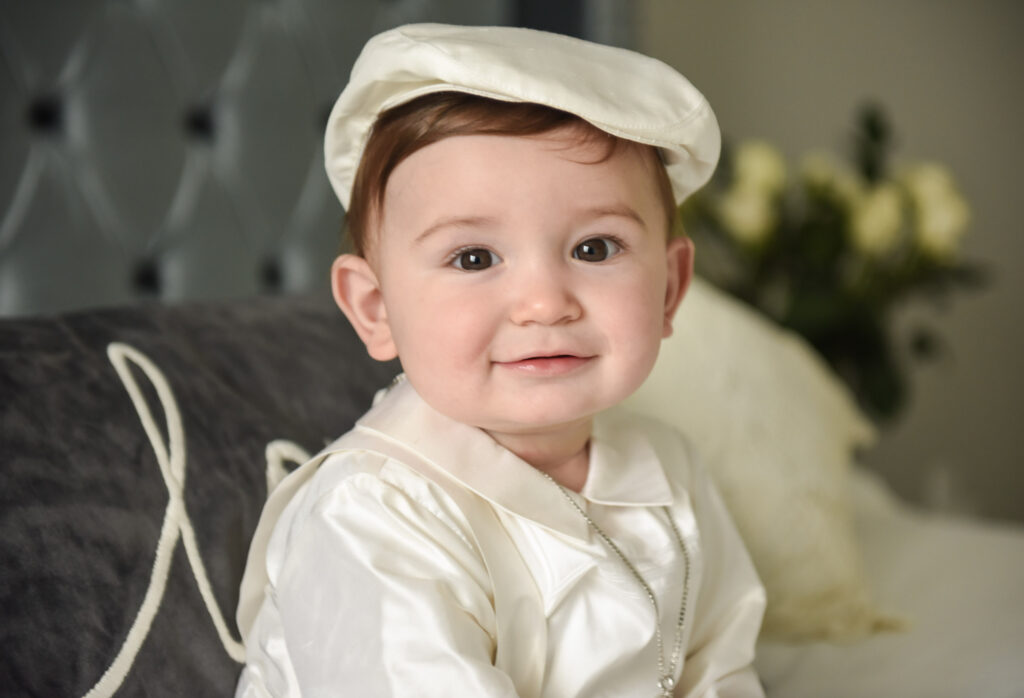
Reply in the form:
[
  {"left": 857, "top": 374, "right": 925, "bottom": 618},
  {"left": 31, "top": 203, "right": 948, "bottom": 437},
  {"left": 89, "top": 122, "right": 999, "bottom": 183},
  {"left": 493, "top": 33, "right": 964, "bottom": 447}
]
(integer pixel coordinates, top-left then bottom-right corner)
[{"left": 344, "top": 92, "right": 677, "bottom": 257}]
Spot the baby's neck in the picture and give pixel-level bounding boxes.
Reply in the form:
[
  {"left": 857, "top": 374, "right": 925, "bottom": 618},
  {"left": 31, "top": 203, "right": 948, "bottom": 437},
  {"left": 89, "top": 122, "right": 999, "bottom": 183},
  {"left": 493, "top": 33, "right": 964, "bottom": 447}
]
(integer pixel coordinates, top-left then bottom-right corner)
[{"left": 487, "top": 420, "right": 592, "bottom": 493}]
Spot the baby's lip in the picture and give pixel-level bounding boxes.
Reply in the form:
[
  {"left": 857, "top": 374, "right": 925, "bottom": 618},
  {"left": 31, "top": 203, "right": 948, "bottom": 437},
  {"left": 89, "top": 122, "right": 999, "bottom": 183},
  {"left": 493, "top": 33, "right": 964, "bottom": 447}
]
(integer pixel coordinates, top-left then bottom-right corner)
[
  {"left": 498, "top": 350, "right": 592, "bottom": 363},
  {"left": 494, "top": 353, "right": 595, "bottom": 376}
]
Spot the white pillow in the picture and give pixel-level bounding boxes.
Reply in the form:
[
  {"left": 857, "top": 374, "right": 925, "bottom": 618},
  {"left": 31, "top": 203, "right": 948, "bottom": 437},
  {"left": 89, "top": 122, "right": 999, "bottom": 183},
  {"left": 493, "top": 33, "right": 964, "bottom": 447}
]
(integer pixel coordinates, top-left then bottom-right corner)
[{"left": 626, "top": 277, "right": 896, "bottom": 641}]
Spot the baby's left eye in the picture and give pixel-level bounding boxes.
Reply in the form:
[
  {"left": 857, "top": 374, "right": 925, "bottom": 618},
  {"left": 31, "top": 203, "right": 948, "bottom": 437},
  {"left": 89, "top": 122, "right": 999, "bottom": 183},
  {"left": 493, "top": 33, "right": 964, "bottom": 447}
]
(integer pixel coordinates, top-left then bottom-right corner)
[{"left": 572, "top": 237, "right": 621, "bottom": 263}]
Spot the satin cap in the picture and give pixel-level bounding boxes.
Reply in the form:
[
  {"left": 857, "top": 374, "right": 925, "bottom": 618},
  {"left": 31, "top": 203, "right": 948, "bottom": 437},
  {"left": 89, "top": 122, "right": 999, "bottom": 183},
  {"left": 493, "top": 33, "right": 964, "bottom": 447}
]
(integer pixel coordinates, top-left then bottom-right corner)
[{"left": 324, "top": 23, "right": 720, "bottom": 210}]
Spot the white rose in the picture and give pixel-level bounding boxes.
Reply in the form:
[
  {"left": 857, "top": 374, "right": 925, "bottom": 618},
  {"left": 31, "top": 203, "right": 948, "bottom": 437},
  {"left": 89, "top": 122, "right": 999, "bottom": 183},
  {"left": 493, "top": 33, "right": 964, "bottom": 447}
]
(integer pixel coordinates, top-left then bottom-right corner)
[
  {"left": 833, "top": 170, "right": 868, "bottom": 210},
  {"left": 735, "top": 141, "right": 787, "bottom": 194},
  {"left": 799, "top": 151, "right": 840, "bottom": 189},
  {"left": 851, "top": 183, "right": 903, "bottom": 256},
  {"left": 916, "top": 192, "right": 970, "bottom": 259},
  {"left": 717, "top": 183, "right": 776, "bottom": 245},
  {"left": 902, "top": 162, "right": 956, "bottom": 203},
  {"left": 901, "top": 163, "right": 970, "bottom": 259},
  {"left": 799, "top": 152, "right": 865, "bottom": 208}
]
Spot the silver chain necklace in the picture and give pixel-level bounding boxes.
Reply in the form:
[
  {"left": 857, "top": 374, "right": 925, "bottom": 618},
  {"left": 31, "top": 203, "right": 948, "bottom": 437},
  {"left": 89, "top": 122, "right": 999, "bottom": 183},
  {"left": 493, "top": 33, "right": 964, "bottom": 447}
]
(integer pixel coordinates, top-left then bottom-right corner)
[{"left": 543, "top": 474, "right": 691, "bottom": 697}]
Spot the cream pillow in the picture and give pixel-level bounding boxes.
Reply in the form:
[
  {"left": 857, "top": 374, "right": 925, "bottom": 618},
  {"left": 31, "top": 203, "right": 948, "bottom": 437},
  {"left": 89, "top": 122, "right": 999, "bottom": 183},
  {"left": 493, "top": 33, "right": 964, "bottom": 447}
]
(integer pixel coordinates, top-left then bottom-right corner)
[{"left": 626, "top": 277, "right": 895, "bottom": 641}]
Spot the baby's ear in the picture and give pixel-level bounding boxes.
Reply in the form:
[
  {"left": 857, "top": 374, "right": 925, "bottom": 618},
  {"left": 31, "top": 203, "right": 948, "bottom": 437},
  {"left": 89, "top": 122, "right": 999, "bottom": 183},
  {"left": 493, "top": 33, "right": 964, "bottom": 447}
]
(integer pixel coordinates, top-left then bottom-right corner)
[
  {"left": 331, "top": 254, "right": 398, "bottom": 361},
  {"left": 662, "top": 236, "right": 694, "bottom": 339}
]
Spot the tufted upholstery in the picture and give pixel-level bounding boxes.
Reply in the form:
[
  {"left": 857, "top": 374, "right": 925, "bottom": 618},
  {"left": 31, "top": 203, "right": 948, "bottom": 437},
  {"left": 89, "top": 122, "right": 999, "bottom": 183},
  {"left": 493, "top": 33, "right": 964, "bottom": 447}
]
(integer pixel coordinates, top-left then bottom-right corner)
[{"left": 0, "top": 0, "right": 637, "bottom": 317}]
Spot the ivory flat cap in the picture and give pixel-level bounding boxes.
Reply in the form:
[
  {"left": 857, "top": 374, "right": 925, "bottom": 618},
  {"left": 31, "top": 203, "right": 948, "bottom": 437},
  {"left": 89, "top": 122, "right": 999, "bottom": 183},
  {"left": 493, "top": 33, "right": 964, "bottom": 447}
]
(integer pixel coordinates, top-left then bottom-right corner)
[{"left": 324, "top": 23, "right": 720, "bottom": 209}]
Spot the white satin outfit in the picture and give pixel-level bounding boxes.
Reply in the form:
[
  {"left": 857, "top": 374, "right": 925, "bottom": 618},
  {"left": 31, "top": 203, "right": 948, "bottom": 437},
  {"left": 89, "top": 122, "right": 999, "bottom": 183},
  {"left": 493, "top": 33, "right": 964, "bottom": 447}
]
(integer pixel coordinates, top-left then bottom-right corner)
[{"left": 235, "top": 379, "right": 766, "bottom": 697}]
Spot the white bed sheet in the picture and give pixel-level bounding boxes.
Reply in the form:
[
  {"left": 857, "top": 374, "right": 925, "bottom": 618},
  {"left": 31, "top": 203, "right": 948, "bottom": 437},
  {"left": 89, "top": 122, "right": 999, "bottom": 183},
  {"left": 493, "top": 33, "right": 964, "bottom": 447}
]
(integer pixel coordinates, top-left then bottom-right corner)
[{"left": 755, "top": 468, "right": 1024, "bottom": 698}]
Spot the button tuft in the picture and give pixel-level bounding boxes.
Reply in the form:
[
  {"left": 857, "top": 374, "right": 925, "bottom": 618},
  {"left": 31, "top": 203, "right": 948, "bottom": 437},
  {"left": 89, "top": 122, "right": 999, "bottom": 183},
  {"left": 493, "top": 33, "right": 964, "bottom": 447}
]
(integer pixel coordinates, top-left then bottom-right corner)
[
  {"left": 133, "top": 259, "right": 161, "bottom": 294},
  {"left": 27, "top": 95, "right": 63, "bottom": 134},
  {"left": 183, "top": 104, "right": 215, "bottom": 141}
]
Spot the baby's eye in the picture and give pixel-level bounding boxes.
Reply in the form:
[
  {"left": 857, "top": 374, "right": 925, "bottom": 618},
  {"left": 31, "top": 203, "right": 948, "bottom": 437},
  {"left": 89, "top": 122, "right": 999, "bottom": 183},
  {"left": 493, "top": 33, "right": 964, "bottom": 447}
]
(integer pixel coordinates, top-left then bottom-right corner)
[
  {"left": 572, "top": 237, "right": 621, "bottom": 263},
  {"left": 452, "top": 248, "right": 500, "bottom": 271}
]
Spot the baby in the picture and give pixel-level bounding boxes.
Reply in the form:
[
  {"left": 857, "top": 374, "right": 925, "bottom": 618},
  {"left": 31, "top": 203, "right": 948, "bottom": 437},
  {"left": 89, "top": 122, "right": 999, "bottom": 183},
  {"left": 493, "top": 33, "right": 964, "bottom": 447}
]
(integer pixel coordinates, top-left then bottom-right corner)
[{"left": 236, "top": 24, "right": 765, "bottom": 697}]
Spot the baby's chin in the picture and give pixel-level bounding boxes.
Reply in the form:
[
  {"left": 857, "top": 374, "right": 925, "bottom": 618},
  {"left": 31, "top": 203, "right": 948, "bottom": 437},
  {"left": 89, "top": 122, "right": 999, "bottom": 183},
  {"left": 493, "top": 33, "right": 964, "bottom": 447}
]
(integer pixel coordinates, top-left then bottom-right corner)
[
  {"left": 442, "top": 396, "right": 624, "bottom": 440},
  {"left": 405, "top": 370, "right": 646, "bottom": 432},
  {"left": 478, "top": 413, "right": 596, "bottom": 437}
]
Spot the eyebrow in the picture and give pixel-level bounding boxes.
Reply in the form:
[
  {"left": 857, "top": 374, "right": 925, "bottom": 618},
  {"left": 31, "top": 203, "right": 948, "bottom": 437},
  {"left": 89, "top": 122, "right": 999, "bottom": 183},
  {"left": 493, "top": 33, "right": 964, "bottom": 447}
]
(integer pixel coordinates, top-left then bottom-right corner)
[
  {"left": 411, "top": 204, "right": 648, "bottom": 245},
  {"left": 580, "top": 204, "right": 647, "bottom": 227},
  {"left": 413, "top": 215, "right": 497, "bottom": 245}
]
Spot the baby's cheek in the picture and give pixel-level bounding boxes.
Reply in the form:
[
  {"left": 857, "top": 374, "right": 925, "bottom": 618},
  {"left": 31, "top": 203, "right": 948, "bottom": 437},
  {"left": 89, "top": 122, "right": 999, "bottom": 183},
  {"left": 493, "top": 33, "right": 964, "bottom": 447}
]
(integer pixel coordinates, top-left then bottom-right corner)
[
  {"left": 607, "top": 284, "right": 666, "bottom": 359},
  {"left": 440, "top": 290, "right": 502, "bottom": 343},
  {"left": 603, "top": 276, "right": 664, "bottom": 326},
  {"left": 414, "top": 303, "right": 492, "bottom": 365}
]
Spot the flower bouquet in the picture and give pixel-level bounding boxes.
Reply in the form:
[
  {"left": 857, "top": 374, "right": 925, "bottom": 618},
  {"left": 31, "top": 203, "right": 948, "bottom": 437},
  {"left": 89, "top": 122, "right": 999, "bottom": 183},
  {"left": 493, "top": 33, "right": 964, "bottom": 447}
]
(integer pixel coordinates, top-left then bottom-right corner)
[{"left": 681, "top": 106, "right": 986, "bottom": 421}]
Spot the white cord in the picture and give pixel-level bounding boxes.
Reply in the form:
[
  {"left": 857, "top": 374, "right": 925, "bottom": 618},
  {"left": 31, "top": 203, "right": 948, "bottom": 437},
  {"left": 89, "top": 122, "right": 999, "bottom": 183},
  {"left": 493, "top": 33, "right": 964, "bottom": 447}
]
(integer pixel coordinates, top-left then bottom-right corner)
[{"left": 84, "top": 342, "right": 250, "bottom": 697}]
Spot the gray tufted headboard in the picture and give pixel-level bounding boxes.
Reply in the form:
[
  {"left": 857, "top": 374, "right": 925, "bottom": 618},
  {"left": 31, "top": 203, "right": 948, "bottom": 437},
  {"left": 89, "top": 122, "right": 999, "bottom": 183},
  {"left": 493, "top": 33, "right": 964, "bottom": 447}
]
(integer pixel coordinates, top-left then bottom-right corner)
[{"left": 0, "top": 0, "right": 633, "bottom": 317}]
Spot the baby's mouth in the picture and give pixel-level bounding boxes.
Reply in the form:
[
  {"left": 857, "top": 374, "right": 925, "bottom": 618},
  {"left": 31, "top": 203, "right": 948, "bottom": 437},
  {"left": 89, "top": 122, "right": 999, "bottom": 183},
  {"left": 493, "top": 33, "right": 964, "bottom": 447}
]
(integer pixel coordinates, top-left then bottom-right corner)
[{"left": 496, "top": 354, "right": 593, "bottom": 375}]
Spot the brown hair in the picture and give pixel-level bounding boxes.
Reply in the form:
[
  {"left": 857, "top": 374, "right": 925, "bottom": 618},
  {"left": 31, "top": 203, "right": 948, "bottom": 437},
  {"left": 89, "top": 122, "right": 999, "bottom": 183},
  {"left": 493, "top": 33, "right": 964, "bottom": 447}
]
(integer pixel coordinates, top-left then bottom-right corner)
[{"left": 344, "top": 92, "right": 677, "bottom": 256}]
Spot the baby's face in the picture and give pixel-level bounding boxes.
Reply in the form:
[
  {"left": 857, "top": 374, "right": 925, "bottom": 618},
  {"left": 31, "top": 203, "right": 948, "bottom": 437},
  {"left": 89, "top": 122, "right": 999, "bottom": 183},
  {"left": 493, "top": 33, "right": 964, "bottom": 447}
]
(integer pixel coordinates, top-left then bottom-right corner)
[{"left": 370, "top": 129, "right": 690, "bottom": 439}]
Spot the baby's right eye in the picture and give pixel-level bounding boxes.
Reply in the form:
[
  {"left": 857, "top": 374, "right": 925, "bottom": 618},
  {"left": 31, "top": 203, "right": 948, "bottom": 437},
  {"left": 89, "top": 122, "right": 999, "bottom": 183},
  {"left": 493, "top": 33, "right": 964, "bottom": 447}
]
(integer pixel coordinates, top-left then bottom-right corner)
[{"left": 452, "top": 248, "right": 500, "bottom": 271}]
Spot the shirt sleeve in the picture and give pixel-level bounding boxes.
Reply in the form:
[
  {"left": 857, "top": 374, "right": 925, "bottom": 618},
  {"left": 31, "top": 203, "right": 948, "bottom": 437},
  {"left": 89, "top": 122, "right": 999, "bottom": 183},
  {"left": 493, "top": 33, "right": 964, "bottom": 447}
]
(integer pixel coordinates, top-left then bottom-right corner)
[
  {"left": 242, "top": 462, "right": 521, "bottom": 698},
  {"left": 678, "top": 456, "right": 767, "bottom": 698}
]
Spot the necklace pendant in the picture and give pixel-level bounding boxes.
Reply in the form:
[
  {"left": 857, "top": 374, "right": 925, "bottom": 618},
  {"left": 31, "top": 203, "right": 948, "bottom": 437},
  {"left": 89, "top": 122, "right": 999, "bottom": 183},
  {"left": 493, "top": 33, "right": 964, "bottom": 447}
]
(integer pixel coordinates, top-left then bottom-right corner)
[{"left": 658, "top": 674, "right": 676, "bottom": 696}]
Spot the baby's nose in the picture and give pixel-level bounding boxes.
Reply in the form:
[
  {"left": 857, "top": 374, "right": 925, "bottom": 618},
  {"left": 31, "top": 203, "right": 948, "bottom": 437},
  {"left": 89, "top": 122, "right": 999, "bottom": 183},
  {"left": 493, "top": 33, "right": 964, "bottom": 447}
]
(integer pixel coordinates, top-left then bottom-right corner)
[{"left": 508, "top": 266, "right": 583, "bottom": 326}]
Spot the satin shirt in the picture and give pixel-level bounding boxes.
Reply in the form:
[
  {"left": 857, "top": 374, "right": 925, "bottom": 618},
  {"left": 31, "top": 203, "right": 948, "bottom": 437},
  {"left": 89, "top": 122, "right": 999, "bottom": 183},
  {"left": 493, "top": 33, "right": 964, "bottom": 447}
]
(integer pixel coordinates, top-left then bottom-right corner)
[{"left": 236, "top": 379, "right": 766, "bottom": 697}]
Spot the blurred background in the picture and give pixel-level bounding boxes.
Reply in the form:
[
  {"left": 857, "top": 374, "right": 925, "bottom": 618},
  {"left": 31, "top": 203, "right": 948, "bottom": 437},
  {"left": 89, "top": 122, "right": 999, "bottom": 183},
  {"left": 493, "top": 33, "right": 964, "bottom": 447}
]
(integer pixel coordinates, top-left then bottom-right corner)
[
  {"left": 637, "top": 0, "right": 1023, "bottom": 523},
  {"left": 1, "top": 0, "right": 1020, "bottom": 521}
]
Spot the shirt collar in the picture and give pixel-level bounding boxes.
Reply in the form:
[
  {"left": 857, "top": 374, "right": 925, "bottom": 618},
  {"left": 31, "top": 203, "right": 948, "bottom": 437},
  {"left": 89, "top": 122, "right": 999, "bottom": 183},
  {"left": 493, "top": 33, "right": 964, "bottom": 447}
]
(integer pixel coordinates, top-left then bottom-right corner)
[
  {"left": 349, "top": 377, "right": 675, "bottom": 542},
  {"left": 584, "top": 412, "right": 675, "bottom": 508}
]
